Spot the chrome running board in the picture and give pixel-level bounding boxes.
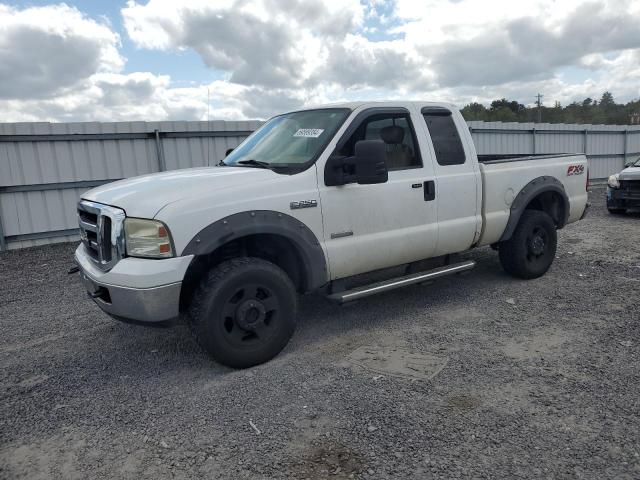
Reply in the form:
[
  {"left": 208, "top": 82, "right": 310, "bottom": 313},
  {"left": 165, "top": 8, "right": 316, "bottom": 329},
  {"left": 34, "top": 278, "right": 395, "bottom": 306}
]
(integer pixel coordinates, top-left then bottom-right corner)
[{"left": 327, "top": 260, "right": 476, "bottom": 304}]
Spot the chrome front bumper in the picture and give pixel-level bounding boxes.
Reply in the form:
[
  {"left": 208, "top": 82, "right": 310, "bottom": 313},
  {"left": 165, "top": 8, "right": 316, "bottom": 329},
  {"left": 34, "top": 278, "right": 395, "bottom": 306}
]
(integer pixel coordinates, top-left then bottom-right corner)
[
  {"left": 608, "top": 186, "right": 640, "bottom": 208},
  {"left": 79, "top": 270, "right": 181, "bottom": 323},
  {"left": 74, "top": 244, "right": 193, "bottom": 324}
]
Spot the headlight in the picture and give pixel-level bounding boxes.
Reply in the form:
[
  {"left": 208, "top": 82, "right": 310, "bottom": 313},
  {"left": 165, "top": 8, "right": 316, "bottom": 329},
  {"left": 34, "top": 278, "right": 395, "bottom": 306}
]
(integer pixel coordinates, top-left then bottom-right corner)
[
  {"left": 608, "top": 174, "right": 620, "bottom": 189},
  {"left": 124, "top": 218, "right": 174, "bottom": 258}
]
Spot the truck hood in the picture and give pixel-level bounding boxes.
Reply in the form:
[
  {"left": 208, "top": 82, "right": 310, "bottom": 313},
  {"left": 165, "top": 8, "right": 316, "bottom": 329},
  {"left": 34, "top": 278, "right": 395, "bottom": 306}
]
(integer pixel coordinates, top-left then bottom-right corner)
[
  {"left": 83, "top": 167, "right": 276, "bottom": 218},
  {"left": 619, "top": 166, "right": 640, "bottom": 181}
]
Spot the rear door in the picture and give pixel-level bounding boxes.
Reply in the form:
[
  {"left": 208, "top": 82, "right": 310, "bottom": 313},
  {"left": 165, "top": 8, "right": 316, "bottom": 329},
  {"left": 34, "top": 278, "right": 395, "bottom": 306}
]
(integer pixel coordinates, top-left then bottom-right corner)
[
  {"left": 417, "top": 106, "right": 481, "bottom": 255},
  {"left": 318, "top": 107, "right": 439, "bottom": 280}
]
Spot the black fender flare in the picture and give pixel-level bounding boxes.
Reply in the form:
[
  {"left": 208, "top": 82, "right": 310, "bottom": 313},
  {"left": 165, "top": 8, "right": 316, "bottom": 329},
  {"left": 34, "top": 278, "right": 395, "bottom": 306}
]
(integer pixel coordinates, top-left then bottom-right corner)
[
  {"left": 499, "top": 176, "right": 570, "bottom": 242},
  {"left": 181, "top": 210, "right": 328, "bottom": 291}
]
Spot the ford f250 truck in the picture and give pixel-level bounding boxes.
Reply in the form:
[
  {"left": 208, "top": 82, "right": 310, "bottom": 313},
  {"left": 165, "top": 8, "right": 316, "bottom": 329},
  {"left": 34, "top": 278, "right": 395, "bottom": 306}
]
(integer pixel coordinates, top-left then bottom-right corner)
[{"left": 74, "top": 101, "right": 589, "bottom": 367}]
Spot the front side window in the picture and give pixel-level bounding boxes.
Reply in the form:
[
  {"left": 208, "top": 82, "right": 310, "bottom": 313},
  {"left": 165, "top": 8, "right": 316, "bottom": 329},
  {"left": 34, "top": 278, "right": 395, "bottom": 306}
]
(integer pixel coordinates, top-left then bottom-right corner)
[
  {"left": 336, "top": 112, "right": 421, "bottom": 170},
  {"left": 223, "top": 108, "right": 350, "bottom": 171},
  {"left": 422, "top": 109, "right": 466, "bottom": 166}
]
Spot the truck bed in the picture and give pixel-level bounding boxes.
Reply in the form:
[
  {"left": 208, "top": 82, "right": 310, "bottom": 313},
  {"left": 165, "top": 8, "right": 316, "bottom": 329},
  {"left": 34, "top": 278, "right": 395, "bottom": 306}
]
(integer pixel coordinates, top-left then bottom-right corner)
[
  {"left": 476, "top": 153, "right": 589, "bottom": 247},
  {"left": 478, "top": 153, "right": 580, "bottom": 164}
]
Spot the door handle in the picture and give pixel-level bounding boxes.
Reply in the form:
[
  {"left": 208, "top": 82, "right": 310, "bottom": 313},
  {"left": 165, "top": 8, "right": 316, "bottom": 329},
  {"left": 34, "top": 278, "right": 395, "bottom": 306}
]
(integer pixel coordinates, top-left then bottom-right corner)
[{"left": 424, "top": 180, "right": 435, "bottom": 201}]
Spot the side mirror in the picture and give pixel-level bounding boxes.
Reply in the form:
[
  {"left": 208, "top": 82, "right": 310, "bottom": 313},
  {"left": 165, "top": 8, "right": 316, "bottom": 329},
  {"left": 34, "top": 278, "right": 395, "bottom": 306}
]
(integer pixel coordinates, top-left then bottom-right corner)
[
  {"left": 324, "top": 140, "right": 388, "bottom": 186},
  {"left": 225, "top": 148, "right": 234, "bottom": 157},
  {"left": 354, "top": 139, "right": 388, "bottom": 185}
]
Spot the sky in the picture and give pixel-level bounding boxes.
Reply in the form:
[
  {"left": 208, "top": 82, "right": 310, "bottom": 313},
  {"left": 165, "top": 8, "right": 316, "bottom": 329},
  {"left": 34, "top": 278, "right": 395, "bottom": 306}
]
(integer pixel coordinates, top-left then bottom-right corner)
[{"left": 1, "top": 0, "right": 639, "bottom": 122}]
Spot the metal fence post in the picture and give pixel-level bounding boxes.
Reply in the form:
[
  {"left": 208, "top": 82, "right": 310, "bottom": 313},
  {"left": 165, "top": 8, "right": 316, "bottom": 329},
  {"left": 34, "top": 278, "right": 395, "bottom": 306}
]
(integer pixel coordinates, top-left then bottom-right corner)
[
  {"left": 532, "top": 127, "right": 536, "bottom": 155},
  {"left": 583, "top": 129, "right": 590, "bottom": 175},
  {"left": 623, "top": 130, "right": 628, "bottom": 165},
  {"left": 583, "top": 129, "right": 588, "bottom": 154},
  {"left": 154, "top": 129, "right": 166, "bottom": 172}
]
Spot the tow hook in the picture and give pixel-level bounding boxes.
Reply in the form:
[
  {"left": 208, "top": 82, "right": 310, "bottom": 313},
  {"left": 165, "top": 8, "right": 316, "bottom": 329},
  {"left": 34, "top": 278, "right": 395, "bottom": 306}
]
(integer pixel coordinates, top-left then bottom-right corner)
[
  {"left": 68, "top": 265, "right": 80, "bottom": 274},
  {"left": 89, "top": 289, "right": 104, "bottom": 298}
]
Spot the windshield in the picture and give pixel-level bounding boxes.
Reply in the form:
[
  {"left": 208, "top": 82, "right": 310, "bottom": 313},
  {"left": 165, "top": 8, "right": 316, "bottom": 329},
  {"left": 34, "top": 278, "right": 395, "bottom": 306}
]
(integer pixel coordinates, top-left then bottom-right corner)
[
  {"left": 223, "top": 108, "right": 350, "bottom": 170},
  {"left": 633, "top": 156, "right": 640, "bottom": 167}
]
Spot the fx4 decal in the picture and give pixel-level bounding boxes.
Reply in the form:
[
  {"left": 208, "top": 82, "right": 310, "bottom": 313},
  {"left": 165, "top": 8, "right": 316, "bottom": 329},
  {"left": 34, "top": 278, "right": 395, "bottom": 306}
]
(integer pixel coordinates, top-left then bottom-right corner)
[{"left": 567, "top": 164, "right": 585, "bottom": 176}]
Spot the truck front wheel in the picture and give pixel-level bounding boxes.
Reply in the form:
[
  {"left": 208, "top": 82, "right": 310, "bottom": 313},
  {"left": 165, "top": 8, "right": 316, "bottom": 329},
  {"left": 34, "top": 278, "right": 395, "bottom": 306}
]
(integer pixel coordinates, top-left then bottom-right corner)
[
  {"left": 498, "top": 210, "right": 557, "bottom": 279},
  {"left": 188, "top": 257, "right": 297, "bottom": 368}
]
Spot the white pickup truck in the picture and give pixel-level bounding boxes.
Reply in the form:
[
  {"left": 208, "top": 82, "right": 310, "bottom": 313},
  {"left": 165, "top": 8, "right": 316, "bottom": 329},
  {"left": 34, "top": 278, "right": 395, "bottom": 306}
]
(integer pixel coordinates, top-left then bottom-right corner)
[{"left": 74, "top": 101, "right": 589, "bottom": 367}]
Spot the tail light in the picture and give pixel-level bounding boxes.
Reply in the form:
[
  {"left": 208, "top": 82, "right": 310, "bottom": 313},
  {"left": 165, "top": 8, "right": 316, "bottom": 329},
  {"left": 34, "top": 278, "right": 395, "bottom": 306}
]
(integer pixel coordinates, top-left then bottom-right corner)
[{"left": 586, "top": 165, "right": 590, "bottom": 191}]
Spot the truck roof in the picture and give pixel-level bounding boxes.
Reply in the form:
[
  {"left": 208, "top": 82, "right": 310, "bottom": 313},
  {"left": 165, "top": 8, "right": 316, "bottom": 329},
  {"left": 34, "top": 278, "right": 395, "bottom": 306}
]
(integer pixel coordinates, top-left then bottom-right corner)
[{"left": 297, "top": 100, "right": 458, "bottom": 112}]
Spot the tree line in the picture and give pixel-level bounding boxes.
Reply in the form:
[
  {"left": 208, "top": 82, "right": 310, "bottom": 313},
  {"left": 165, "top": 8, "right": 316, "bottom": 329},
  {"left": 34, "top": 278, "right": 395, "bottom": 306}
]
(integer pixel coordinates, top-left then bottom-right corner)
[{"left": 460, "top": 92, "right": 640, "bottom": 125}]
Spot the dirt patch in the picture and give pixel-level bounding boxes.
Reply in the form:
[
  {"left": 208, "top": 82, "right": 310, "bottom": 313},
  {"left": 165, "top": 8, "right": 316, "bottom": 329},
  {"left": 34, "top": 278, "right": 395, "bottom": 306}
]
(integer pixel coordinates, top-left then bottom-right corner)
[
  {"left": 446, "top": 395, "right": 482, "bottom": 411},
  {"left": 291, "top": 415, "right": 338, "bottom": 446},
  {"left": 499, "top": 327, "right": 574, "bottom": 360},
  {"left": 347, "top": 345, "right": 448, "bottom": 380},
  {"left": 285, "top": 440, "right": 365, "bottom": 479},
  {"left": 0, "top": 434, "right": 87, "bottom": 480},
  {"left": 17, "top": 374, "right": 50, "bottom": 389}
]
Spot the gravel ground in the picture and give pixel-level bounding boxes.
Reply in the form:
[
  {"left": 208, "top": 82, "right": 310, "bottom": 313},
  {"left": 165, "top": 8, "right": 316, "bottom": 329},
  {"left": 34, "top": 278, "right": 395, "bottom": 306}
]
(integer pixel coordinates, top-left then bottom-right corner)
[{"left": 1, "top": 185, "right": 639, "bottom": 479}]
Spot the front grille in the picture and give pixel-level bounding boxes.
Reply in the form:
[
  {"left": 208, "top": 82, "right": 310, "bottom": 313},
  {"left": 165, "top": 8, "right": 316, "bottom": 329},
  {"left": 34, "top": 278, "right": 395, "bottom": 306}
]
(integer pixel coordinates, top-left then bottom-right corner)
[
  {"left": 619, "top": 180, "right": 640, "bottom": 192},
  {"left": 78, "top": 200, "right": 125, "bottom": 271},
  {"left": 78, "top": 209, "right": 97, "bottom": 224}
]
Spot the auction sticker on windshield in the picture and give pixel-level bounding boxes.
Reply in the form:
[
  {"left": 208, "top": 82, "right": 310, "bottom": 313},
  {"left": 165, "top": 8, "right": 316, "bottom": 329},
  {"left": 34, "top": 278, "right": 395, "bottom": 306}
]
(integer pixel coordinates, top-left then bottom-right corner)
[{"left": 294, "top": 128, "right": 324, "bottom": 138}]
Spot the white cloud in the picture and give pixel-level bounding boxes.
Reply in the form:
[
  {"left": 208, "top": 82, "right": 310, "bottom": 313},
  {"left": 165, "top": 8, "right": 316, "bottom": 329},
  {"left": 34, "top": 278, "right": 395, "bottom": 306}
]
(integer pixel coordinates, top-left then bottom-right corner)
[
  {"left": 1, "top": 0, "right": 640, "bottom": 122},
  {"left": 122, "top": 0, "right": 368, "bottom": 89},
  {"left": 412, "top": 1, "right": 640, "bottom": 88},
  {"left": 0, "top": 4, "right": 123, "bottom": 99},
  {"left": 0, "top": 73, "right": 226, "bottom": 123},
  {"left": 309, "top": 34, "right": 430, "bottom": 91},
  {"left": 121, "top": 0, "right": 640, "bottom": 112},
  {"left": 0, "top": 3, "right": 211, "bottom": 122}
]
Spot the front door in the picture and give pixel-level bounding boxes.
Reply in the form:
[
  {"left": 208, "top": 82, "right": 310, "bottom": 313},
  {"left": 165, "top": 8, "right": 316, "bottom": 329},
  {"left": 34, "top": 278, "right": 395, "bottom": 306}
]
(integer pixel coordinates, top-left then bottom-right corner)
[{"left": 317, "top": 108, "right": 439, "bottom": 280}]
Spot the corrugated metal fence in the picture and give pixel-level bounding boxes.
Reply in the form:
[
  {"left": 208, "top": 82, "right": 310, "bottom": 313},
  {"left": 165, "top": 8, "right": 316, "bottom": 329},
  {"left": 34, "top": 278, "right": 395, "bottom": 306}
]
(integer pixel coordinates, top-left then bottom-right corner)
[
  {"left": 1, "top": 119, "right": 638, "bottom": 251},
  {"left": 0, "top": 120, "right": 261, "bottom": 250},
  {"left": 468, "top": 121, "right": 640, "bottom": 180}
]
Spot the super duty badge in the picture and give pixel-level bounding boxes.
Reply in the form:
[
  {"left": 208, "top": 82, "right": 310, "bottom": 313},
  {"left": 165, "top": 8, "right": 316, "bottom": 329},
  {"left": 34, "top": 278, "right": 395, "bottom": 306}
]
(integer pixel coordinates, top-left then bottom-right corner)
[{"left": 290, "top": 200, "right": 318, "bottom": 210}]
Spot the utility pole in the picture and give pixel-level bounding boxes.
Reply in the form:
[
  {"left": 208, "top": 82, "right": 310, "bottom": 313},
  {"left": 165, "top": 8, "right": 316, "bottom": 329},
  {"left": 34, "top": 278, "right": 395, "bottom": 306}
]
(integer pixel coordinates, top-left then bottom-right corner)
[{"left": 535, "top": 93, "right": 543, "bottom": 123}]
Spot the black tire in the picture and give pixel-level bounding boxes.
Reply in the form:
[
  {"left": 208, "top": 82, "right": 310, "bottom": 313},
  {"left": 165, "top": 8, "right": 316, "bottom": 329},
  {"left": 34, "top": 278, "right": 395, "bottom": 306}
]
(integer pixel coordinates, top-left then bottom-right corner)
[
  {"left": 188, "top": 257, "right": 297, "bottom": 368},
  {"left": 498, "top": 210, "right": 557, "bottom": 279},
  {"left": 608, "top": 207, "right": 626, "bottom": 214}
]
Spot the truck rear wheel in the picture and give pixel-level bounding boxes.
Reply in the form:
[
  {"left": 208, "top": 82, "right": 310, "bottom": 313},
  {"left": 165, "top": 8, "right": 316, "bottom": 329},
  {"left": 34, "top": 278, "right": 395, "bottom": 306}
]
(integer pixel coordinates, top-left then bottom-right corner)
[
  {"left": 188, "top": 257, "right": 297, "bottom": 368},
  {"left": 498, "top": 210, "right": 557, "bottom": 279}
]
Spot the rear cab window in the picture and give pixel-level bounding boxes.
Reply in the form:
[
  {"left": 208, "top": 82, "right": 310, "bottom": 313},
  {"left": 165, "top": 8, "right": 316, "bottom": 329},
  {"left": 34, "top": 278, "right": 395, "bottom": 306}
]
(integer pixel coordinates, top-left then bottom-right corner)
[{"left": 422, "top": 107, "right": 466, "bottom": 166}]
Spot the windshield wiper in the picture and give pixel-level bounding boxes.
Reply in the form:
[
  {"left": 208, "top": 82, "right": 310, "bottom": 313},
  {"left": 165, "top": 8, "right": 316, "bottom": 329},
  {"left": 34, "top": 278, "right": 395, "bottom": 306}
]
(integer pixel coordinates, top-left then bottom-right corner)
[
  {"left": 236, "top": 159, "right": 272, "bottom": 169},
  {"left": 217, "top": 159, "right": 228, "bottom": 166}
]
